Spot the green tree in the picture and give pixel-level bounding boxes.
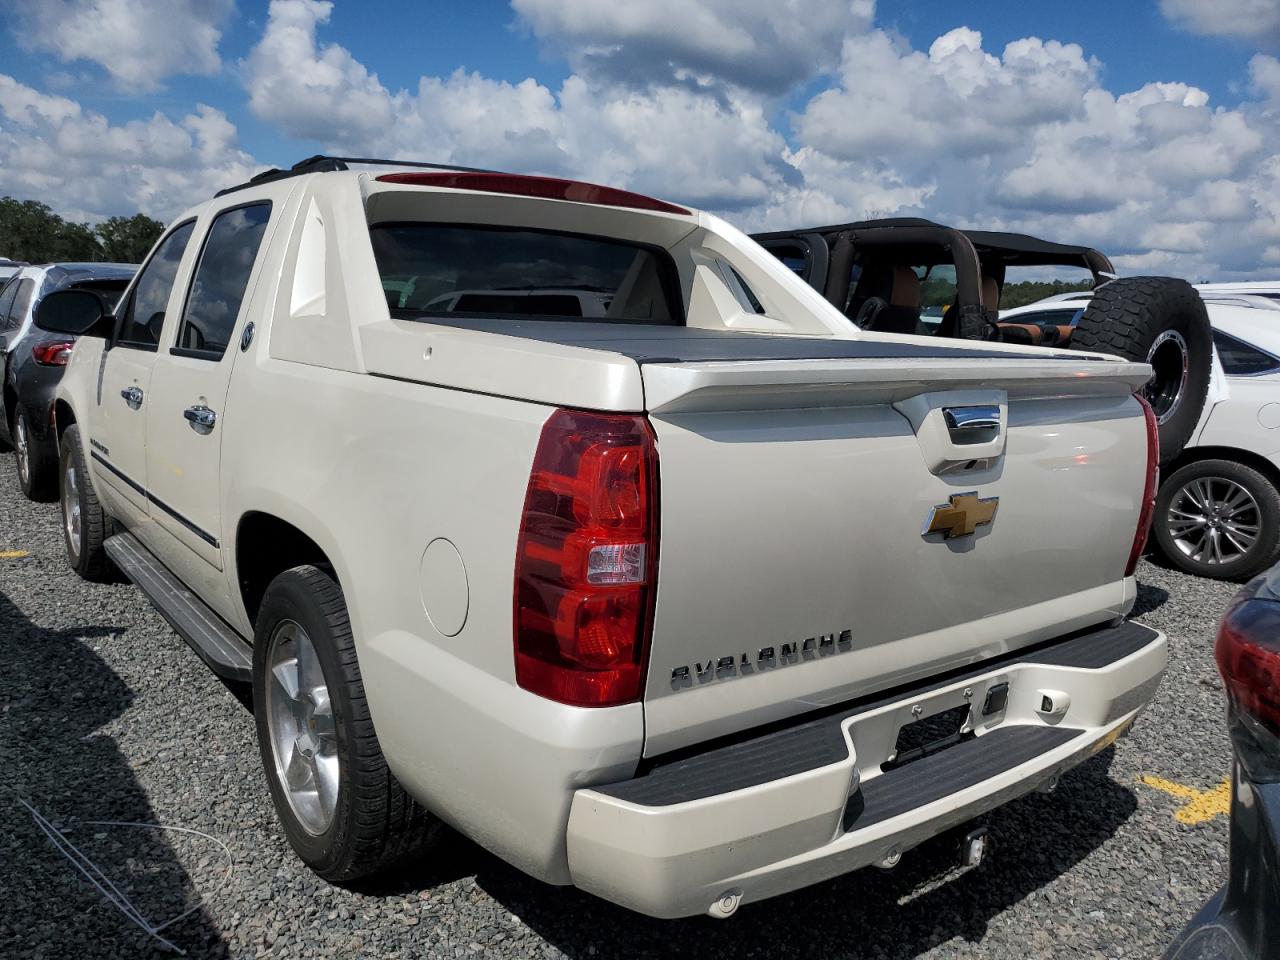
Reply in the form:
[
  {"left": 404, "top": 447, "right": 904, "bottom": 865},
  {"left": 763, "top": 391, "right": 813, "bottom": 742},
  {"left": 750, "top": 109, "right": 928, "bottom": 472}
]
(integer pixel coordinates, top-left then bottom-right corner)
[
  {"left": 0, "top": 197, "right": 81, "bottom": 262},
  {"left": 94, "top": 213, "right": 164, "bottom": 263},
  {"left": 0, "top": 197, "right": 164, "bottom": 264}
]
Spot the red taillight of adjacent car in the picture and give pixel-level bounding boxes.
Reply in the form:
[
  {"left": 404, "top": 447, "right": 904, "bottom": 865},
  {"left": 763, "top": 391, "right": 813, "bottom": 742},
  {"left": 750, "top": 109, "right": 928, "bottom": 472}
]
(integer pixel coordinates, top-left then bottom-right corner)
[
  {"left": 32, "top": 340, "right": 76, "bottom": 366},
  {"left": 1216, "top": 589, "right": 1280, "bottom": 736},
  {"left": 1125, "top": 394, "right": 1160, "bottom": 577},
  {"left": 514, "top": 408, "right": 659, "bottom": 707}
]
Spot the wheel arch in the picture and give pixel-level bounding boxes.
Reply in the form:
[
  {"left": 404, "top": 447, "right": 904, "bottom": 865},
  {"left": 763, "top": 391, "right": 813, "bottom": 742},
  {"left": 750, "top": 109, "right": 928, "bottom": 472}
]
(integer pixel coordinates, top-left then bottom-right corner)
[
  {"left": 1167, "top": 444, "right": 1280, "bottom": 492},
  {"left": 52, "top": 398, "right": 76, "bottom": 438},
  {"left": 234, "top": 510, "right": 344, "bottom": 629},
  {"left": 2, "top": 379, "right": 16, "bottom": 434}
]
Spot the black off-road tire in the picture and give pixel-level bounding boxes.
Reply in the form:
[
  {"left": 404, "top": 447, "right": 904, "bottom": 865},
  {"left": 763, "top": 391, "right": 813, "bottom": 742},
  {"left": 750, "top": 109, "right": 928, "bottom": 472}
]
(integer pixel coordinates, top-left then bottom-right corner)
[
  {"left": 252, "top": 565, "right": 440, "bottom": 883},
  {"left": 1071, "top": 277, "right": 1211, "bottom": 465},
  {"left": 58, "top": 424, "right": 114, "bottom": 581},
  {"left": 15, "top": 405, "right": 58, "bottom": 502},
  {"left": 1152, "top": 459, "right": 1280, "bottom": 581}
]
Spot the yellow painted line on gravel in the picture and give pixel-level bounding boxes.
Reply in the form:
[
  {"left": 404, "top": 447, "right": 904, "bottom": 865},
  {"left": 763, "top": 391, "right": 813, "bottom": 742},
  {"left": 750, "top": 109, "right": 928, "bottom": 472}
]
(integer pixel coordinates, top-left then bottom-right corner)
[
  {"left": 1139, "top": 774, "right": 1231, "bottom": 824},
  {"left": 0, "top": 550, "right": 29, "bottom": 559}
]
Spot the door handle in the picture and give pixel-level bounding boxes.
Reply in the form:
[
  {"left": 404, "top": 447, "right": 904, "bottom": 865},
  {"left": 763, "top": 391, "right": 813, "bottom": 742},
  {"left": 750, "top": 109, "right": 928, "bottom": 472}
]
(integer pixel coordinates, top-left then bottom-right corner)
[
  {"left": 183, "top": 404, "right": 216, "bottom": 431},
  {"left": 120, "top": 386, "right": 143, "bottom": 408}
]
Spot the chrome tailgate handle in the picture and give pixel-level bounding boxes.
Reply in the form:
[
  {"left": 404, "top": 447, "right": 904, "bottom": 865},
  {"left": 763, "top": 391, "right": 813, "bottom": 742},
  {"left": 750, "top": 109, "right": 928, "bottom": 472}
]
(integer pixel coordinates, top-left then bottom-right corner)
[
  {"left": 943, "top": 405, "right": 1000, "bottom": 444},
  {"left": 943, "top": 405, "right": 1000, "bottom": 430}
]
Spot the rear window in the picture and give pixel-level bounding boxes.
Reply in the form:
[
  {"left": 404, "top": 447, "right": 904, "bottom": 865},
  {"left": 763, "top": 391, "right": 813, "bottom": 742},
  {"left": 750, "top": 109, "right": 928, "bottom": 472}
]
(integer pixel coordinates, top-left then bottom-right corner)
[{"left": 370, "top": 224, "right": 679, "bottom": 324}]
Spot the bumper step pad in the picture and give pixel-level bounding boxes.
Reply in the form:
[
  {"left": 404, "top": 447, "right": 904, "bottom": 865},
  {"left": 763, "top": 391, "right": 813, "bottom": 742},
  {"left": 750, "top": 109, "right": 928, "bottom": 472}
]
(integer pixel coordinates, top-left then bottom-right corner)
[
  {"left": 843, "top": 724, "right": 1078, "bottom": 831},
  {"left": 105, "top": 532, "right": 253, "bottom": 682}
]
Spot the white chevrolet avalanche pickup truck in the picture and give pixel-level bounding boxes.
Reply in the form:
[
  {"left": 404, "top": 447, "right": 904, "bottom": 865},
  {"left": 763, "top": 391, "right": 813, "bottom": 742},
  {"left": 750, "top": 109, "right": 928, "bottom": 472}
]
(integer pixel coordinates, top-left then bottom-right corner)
[{"left": 36, "top": 157, "right": 1167, "bottom": 920}]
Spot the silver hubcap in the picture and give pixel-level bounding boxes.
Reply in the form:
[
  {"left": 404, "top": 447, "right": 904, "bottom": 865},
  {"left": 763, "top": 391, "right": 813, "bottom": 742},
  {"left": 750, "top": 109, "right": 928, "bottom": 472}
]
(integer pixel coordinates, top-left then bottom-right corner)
[
  {"left": 265, "top": 620, "right": 339, "bottom": 836},
  {"left": 15, "top": 415, "right": 29, "bottom": 485},
  {"left": 1167, "top": 476, "right": 1260, "bottom": 565},
  {"left": 1144, "top": 329, "right": 1190, "bottom": 425},
  {"left": 62, "top": 456, "right": 81, "bottom": 560}
]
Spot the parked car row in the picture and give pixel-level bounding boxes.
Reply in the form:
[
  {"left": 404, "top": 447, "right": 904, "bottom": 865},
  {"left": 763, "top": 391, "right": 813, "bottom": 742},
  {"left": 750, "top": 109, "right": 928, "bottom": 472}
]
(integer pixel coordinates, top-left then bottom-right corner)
[{"left": 0, "top": 262, "right": 137, "bottom": 499}]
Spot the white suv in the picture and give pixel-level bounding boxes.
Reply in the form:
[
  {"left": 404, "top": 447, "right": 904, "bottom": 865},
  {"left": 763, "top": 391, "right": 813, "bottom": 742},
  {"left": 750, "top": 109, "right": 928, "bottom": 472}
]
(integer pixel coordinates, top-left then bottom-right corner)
[{"left": 1003, "top": 294, "right": 1280, "bottom": 579}]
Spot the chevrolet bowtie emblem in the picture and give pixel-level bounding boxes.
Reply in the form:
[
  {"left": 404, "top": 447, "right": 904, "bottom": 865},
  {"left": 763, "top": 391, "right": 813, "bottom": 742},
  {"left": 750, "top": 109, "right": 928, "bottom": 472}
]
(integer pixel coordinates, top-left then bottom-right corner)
[{"left": 924, "top": 492, "right": 999, "bottom": 540}]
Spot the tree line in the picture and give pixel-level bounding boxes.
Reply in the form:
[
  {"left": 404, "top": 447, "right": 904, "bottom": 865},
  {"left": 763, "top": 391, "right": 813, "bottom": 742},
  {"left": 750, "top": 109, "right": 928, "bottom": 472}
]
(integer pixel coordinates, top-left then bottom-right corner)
[{"left": 0, "top": 197, "right": 165, "bottom": 265}]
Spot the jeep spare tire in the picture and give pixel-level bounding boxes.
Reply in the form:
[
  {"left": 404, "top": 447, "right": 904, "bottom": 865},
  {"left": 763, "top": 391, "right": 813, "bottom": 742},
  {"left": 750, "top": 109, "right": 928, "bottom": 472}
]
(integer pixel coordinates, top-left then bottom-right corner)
[{"left": 1069, "top": 276, "right": 1211, "bottom": 465}]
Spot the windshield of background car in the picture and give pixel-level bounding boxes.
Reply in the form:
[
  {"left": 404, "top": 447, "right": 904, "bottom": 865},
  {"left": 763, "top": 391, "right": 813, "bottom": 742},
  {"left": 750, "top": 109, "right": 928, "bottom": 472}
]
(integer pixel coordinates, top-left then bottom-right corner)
[
  {"left": 369, "top": 224, "right": 679, "bottom": 324},
  {"left": 999, "top": 266, "right": 1094, "bottom": 310}
]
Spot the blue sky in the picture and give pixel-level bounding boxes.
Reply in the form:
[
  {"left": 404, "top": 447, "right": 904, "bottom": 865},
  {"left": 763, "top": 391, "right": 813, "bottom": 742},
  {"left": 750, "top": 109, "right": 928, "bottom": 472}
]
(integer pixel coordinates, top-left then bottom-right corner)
[{"left": 2, "top": 0, "right": 1280, "bottom": 279}]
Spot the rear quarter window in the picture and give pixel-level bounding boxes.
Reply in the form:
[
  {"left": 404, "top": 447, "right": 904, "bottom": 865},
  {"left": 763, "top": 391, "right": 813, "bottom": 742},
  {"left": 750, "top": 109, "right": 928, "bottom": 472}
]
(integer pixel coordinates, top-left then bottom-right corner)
[
  {"left": 1214, "top": 329, "right": 1280, "bottom": 376},
  {"left": 370, "top": 223, "right": 680, "bottom": 325}
]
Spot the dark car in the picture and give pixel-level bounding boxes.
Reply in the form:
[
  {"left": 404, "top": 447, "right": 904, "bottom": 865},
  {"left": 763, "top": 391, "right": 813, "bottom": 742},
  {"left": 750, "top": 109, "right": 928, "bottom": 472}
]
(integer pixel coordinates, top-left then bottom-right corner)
[
  {"left": 1165, "top": 567, "right": 1280, "bottom": 959},
  {"left": 0, "top": 262, "right": 136, "bottom": 500}
]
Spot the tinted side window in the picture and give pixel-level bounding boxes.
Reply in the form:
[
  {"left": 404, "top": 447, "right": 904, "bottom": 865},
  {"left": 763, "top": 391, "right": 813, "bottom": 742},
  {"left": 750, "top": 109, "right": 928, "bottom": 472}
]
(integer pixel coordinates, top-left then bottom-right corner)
[
  {"left": 8, "top": 279, "right": 36, "bottom": 329},
  {"left": 1214, "top": 329, "right": 1280, "bottom": 376},
  {"left": 176, "top": 203, "right": 271, "bottom": 358},
  {"left": 0, "top": 280, "right": 18, "bottom": 329},
  {"left": 117, "top": 221, "right": 196, "bottom": 348}
]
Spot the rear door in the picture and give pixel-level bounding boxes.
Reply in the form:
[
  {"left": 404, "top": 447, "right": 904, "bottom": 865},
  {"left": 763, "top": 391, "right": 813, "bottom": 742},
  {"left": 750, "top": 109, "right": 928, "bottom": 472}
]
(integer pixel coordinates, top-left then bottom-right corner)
[
  {"left": 0, "top": 276, "right": 35, "bottom": 443},
  {"left": 91, "top": 222, "right": 198, "bottom": 524},
  {"left": 142, "top": 200, "right": 273, "bottom": 583}
]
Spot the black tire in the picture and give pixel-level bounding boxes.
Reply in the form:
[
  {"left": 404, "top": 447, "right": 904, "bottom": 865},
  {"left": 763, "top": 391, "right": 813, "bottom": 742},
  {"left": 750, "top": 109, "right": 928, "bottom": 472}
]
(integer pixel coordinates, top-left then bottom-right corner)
[
  {"left": 1152, "top": 459, "right": 1280, "bottom": 581},
  {"left": 252, "top": 565, "right": 439, "bottom": 882},
  {"left": 58, "top": 424, "right": 114, "bottom": 581},
  {"left": 1071, "top": 277, "right": 1211, "bottom": 466},
  {"left": 15, "top": 405, "right": 58, "bottom": 502}
]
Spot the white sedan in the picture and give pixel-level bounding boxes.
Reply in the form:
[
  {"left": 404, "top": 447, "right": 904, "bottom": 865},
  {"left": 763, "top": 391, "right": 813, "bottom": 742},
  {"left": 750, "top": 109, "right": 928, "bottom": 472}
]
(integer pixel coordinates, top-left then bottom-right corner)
[{"left": 1001, "top": 294, "right": 1280, "bottom": 579}]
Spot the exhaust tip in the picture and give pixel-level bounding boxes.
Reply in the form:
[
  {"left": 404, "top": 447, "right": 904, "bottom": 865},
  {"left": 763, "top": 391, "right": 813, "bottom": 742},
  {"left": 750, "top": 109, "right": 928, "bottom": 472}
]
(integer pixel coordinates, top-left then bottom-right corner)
[{"left": 708, "top": 889, "right": 743, "bottom": 919}]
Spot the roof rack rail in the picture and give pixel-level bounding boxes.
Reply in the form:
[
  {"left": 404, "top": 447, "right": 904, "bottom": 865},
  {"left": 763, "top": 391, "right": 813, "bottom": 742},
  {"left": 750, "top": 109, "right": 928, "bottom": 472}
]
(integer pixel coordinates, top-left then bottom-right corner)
[{"left": 215, "top": 155, "right": 499, "bottom": 198}]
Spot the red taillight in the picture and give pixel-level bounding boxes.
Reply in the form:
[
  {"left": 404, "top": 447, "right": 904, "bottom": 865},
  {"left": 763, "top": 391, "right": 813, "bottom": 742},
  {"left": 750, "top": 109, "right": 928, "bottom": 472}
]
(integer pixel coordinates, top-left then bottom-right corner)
[
  {"left": 375, "top": 171, "right": 691, "bottom": 215},
  {"left": 32, "top": 340, "right": 75, "bottom": 366},
  {"left": 1217, "top": 591, "right": 1280, "bottom": 735},
  {"left": 514, "top": 409, "right": 659, "bottom": 707},
  {"left": 1125, "top": 394, "right": 1160, "bottom": 577}
]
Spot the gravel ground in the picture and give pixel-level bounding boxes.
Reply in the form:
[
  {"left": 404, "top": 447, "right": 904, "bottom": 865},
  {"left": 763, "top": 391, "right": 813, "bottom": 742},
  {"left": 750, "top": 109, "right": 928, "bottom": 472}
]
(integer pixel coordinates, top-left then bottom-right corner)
[{"left": 0, "top": 453, "right": 1238, "bottom": 959}]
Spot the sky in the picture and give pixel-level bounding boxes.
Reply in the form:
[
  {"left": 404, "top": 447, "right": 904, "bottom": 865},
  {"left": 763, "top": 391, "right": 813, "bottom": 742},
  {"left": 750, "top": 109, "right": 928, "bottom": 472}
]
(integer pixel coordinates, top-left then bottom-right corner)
[{"left": 1, "top": 0, "right": 1280, "bottom": 280}]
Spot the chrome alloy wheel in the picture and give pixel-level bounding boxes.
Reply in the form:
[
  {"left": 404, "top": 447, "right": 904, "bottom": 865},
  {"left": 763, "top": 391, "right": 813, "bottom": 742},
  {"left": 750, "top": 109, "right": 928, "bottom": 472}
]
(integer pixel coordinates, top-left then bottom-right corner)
[
  {"left": 1166, "top": 476, "right": 1261, "bottom": 566},
  {"left": 1144, "top": 329, "right": 1190, "bottom": 425},
  {"left": 62, "top": 454, "right": 81, "bottom": 560},
  {"left": 265, "top": 619, "right": 339, "bottom": 836},
  {"left": 15, "top": 413, "right": 30, "bottom": 486}
]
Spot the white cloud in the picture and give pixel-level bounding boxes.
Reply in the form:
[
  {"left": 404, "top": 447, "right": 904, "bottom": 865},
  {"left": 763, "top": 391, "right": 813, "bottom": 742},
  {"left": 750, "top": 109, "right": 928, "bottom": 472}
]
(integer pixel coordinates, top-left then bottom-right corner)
[
  {"left": 245, "top": 0, "right": 396, "bottom": 143},
  {"left": 234, "top": 2, "right": 1280, "bottom": 280},
  {"left": 1161, "top": 0, "right": 1280, "bottom": 49},
  {"left": 511, "top": 0, "right": 873, "bottom": 93},
  {"left": 9, "top": 0, "right": 1280, "bottom": 284},
  {"left": 7, "top": 0, "right": 234, "bottom": 93},
  {"left": 242, "top": 0, "right": 793, "bottom": 211},
  {"left": 0, "top": 74, "right": 257, "bottom": 222}
]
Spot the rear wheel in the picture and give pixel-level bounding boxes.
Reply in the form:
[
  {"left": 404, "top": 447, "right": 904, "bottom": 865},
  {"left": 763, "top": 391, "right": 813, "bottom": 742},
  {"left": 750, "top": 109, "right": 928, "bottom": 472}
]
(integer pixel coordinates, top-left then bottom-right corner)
[
  {"left": 252, "top": 565, "right": 439, "bottom": 882},
  {"left": 1152, "top": 459, "right": 1280, "bottom": 581},
  {"left": 59, "top": 424, "right": 114, "bottom": 581},
  {"left": 15, "top": 405, "right": 58, "bottom": 502},
  {"left": 1070, "top": 277, "right": 1211, "bottom": 466}
]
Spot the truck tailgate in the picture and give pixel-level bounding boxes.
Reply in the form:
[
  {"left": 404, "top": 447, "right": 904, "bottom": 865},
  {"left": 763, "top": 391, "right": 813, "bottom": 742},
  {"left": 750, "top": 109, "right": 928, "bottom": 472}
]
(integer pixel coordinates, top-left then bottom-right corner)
[{"left": 641, "top": 354, "right": 1152, "bottom": 756}]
